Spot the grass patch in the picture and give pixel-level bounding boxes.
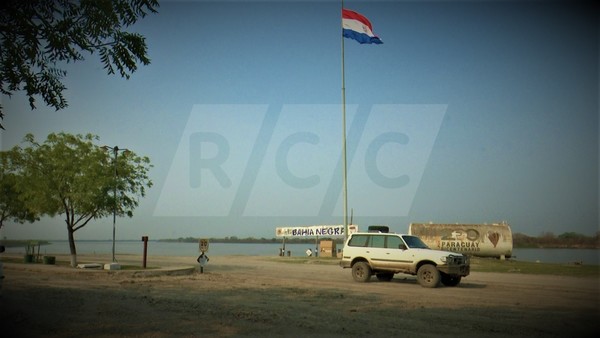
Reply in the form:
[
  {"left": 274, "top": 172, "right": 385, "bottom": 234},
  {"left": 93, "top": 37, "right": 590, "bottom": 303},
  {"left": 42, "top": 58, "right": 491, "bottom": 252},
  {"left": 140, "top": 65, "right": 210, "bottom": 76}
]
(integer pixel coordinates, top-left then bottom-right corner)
[
  {"left": 269, "top": 256, "right": 599, "bottom": 278},
  {"left": 0, "top": 256, "right": 158, "bottom": 270},
  {"left": 469, "top": 257, "right": 599, "bottom": 277},
  {"left": 1, "top": 256, "right": 57, "bottom": 265}
]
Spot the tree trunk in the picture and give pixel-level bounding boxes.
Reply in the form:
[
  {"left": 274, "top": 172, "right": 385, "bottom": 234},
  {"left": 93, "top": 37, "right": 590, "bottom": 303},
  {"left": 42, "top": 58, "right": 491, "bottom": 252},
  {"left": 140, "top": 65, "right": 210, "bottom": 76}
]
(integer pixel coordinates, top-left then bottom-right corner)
[{"left": 68, "top": 226, "right": 77, "bottom": 267}]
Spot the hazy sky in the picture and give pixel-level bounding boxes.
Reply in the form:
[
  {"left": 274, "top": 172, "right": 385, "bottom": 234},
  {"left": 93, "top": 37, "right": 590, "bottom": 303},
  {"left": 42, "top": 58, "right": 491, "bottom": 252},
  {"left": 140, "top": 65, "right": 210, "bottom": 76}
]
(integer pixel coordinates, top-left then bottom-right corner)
[{"left": 1, "top": 0, "right": 598, "bottom": 241}]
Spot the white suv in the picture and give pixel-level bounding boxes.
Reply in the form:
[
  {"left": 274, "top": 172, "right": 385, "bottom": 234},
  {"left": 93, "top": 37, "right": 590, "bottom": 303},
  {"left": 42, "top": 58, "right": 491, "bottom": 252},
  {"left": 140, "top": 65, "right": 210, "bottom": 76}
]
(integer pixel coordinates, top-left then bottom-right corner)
[{"left": 340, "top": 232, "right": 470, "bottom": 288}]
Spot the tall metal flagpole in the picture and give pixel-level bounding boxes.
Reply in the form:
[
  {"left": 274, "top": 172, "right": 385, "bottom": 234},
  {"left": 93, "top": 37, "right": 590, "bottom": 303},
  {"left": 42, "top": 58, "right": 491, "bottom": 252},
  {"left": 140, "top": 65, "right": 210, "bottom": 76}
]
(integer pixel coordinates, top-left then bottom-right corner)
[{"left": 341, "top": 0, "right": 349, "bottom": 241}]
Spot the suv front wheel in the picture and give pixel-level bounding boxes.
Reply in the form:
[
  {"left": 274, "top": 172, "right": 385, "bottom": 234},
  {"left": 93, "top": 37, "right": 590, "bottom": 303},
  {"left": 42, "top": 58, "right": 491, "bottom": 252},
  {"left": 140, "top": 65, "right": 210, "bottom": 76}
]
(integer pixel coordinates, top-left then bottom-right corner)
[
  {"left": 417, "top": 264, "right": 440, "bottom": 288},
  {"left": 352, "top": 261, "right": 372, "bottom": 282}
]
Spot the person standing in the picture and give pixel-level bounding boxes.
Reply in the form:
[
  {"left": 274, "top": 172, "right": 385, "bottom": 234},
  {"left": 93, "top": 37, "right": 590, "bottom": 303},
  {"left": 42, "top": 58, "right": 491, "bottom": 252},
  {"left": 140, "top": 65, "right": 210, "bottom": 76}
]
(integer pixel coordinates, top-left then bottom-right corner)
[{"left": 197, "top": 251, "right": 209, "bottom": 273}]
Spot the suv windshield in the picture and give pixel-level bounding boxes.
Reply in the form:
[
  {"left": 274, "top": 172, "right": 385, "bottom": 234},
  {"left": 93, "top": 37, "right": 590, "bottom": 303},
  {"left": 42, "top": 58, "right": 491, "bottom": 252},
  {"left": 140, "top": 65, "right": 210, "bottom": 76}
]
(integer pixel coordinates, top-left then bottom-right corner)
[{"left": 402, "top": 235, "right": 430, "bottom": 249}]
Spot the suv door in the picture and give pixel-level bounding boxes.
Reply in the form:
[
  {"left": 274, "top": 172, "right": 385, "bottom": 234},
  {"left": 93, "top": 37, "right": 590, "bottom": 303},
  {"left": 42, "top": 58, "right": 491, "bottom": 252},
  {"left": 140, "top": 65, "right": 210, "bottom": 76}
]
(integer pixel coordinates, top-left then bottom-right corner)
[
  {"left": 367, "top": 235, "right": 397, "bottom": 270},
  {"left": 366, "top": 234, "right": 387, "bottom": 270},
  {"left": 385, "top": 235, "right": 413, "bottom": 270},
  {"left": 369, "top": 235, "right": 413, "bottom": 271}
]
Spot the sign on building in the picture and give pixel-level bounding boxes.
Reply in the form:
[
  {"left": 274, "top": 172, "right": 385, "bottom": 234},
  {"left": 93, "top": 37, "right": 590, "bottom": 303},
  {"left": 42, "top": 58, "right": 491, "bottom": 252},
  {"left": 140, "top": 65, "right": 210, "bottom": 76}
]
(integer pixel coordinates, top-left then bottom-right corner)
[
  {"left": 199, "top": 238, "right": 209, "bottom": 252},
  {"left": 275, "top": 225, "right": 358, "bottom": 238}
]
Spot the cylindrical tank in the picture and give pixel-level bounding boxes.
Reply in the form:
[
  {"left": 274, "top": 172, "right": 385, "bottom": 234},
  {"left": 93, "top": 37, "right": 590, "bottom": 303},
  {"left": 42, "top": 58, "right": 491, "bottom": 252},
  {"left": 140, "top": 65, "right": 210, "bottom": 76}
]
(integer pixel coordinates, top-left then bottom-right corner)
[{"left": 408, "top": 222, "right": 513, "bottom": 258}]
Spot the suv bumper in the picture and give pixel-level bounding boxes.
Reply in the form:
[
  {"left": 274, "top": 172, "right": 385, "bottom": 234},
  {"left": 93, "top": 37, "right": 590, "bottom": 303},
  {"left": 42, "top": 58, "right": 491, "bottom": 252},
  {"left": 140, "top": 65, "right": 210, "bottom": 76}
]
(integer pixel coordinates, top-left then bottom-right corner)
[{"left": 438, "top": 264, "right": 470, "bottom": 277}]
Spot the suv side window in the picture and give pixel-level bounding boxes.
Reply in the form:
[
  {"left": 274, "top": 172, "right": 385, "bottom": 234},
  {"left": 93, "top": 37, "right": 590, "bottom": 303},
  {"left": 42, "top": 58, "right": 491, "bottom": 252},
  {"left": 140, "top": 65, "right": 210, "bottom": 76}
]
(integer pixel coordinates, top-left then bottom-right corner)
[
  {"left": 386, "top": 235, "right": 404, "bottom": 249},
  {"left": 370, "top": 235, "right": 385, "bottom": 248},
  {"left": 348, "top": 235, "right": 369, "bottom": 247}
]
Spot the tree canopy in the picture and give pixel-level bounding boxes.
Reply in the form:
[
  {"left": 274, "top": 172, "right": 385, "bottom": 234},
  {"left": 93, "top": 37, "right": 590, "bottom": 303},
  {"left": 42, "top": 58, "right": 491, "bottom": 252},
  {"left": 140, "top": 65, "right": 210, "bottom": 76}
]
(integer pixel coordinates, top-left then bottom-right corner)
[
  {"left": 12, "top": 132, "right": 153, "bottom": 266},
  {"left": 0, "top": 0, "right": 159, "bottom": 128},
  {"left": 0, "top": 148, "right": 39, "bottom": 228}
]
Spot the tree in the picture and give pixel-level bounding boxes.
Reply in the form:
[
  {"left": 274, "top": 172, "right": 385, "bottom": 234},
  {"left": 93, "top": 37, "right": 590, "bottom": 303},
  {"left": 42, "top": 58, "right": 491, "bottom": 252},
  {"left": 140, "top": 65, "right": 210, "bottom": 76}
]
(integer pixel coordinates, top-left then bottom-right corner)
[
  {"left": 18, "top": 132, "right": 152, "bottom": 267},
  {"left": 0, "top": 0, "right": 159, "bottom": 128},
  {"left": 0, "top": 148, "right": 39, "bottom": 229}
]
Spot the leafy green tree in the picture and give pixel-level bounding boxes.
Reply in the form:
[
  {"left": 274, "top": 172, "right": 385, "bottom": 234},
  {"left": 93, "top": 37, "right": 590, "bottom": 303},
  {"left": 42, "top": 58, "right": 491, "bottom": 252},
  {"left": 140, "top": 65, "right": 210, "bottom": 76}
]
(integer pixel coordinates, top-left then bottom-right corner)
[
  {"left": 558, "top": 232, "right": 585, "bottom": 240},
  {"left": 0, "top": 0, "right": 159, "bottom": 128},
  {"left": 18, "top": 132, "right": 152, "bottom": 267},
  {"left": 0, "top": 148, "right": 39, "bottom": 229}
]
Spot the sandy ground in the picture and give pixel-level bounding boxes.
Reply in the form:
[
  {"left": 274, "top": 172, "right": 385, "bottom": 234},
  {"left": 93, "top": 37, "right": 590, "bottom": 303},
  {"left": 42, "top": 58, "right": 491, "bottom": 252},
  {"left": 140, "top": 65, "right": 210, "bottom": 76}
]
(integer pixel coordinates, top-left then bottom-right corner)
[{"left": 1, "top": 253, "right": 598, "bottom": 337}]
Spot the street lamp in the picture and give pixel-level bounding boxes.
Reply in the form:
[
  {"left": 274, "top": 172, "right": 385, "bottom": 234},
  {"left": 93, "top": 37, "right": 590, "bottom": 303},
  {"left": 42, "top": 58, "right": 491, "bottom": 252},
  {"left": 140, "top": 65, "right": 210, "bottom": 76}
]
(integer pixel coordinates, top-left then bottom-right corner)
[{"left": 103, "top": 145, "right": 129, "bottom": 263}]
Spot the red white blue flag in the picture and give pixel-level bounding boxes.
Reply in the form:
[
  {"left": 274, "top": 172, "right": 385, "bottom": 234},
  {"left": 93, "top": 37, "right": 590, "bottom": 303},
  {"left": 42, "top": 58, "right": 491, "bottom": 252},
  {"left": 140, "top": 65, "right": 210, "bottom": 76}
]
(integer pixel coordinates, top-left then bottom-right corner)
[{"left": 342, "top": 9, "right": 383, "bottom": 45}]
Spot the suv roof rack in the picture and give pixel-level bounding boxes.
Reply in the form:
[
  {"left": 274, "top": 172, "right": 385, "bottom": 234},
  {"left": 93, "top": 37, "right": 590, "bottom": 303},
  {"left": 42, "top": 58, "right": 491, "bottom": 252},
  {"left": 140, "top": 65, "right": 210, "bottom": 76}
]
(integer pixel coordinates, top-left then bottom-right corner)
[{"left": 367, "top": 225, "right": 389, "bottom": 233}]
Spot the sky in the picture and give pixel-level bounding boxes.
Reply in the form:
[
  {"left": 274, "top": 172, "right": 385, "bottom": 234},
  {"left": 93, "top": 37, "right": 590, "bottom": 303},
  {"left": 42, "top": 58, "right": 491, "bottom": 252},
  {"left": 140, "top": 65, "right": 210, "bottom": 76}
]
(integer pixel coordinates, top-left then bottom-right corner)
[{"left": 0, "top": 0, "right": 598, "bottom": 241}]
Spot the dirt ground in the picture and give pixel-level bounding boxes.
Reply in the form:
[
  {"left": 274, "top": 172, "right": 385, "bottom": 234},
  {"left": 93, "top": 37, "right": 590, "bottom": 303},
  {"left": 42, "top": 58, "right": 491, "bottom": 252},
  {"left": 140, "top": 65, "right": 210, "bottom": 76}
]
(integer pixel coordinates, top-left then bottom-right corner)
[{"left": 1, "top": 253, "right": 598, "bottom": 337}]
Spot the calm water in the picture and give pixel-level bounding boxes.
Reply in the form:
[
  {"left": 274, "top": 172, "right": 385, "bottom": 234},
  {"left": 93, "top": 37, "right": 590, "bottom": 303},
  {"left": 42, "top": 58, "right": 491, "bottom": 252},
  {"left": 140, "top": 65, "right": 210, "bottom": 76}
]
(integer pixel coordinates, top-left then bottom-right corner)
[{"left": 3, "top": 240, "right": 599, "bottom": 265}]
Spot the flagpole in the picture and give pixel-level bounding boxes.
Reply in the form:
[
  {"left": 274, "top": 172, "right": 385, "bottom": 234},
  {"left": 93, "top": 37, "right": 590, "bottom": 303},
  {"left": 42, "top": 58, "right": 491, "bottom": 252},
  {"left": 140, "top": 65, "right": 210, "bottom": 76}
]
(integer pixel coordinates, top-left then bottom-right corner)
[{"left": 341, "top": 0, "right": 349, "bottom": 241}]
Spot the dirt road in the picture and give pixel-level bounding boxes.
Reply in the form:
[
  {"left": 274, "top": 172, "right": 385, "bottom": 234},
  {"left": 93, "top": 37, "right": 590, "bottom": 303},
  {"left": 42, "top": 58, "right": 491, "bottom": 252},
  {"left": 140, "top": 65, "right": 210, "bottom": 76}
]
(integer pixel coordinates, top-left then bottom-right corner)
[{"left": 1, "top": 254, "right": 598, "bottom": 337}]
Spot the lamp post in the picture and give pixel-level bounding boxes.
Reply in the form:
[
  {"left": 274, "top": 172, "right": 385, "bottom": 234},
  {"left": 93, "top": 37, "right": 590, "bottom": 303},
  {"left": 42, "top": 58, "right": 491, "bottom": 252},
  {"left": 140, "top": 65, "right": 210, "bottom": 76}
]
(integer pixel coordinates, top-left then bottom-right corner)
[{"left": 103, "top": 145, "right": 128, "bottom": 263}]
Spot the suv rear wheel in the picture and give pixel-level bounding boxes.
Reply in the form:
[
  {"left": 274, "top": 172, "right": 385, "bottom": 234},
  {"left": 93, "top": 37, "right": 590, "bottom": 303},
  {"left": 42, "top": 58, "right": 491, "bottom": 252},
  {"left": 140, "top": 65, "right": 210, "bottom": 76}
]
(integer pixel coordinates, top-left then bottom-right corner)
[
  {"left": 417, "top": 264, "right": 440, "bottom": 288},
  {"left": 352, "top": 261, "right": 372, "bottom": 282}
]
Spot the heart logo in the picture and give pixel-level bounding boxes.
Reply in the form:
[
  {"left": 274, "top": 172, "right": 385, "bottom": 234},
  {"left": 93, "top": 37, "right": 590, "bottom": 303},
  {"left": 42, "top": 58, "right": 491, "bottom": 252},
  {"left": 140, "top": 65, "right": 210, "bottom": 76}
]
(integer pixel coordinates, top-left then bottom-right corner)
[{"left": 488, "top": 232, "right": 500, "bottom": 248}]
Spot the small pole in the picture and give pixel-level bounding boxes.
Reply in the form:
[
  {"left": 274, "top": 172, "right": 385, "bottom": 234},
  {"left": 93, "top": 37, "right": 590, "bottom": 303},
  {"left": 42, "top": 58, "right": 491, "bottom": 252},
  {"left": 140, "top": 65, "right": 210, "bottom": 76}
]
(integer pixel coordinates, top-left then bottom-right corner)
[
  {"left": 199, "top": 251, "right": 204, "bottom": 273},
  {"left": 141, "top": 236, "right": 149, "bottom": 268},
  {"left": 112, "top": 146, "right": 117, "bottom": 262},
  {"left": 103, "top": 145, "right": 129, "bottom": 263},
  {"left": 281, "top": 237, "right": 286, "bottom": 256}
]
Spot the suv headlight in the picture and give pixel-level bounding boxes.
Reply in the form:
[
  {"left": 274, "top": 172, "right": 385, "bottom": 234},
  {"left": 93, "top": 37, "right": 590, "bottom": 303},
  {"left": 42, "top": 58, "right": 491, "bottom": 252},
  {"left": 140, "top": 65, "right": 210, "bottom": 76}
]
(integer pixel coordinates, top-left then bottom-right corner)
[{"left": 440, "top": 256, "right": 447, "bottom": 263}]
